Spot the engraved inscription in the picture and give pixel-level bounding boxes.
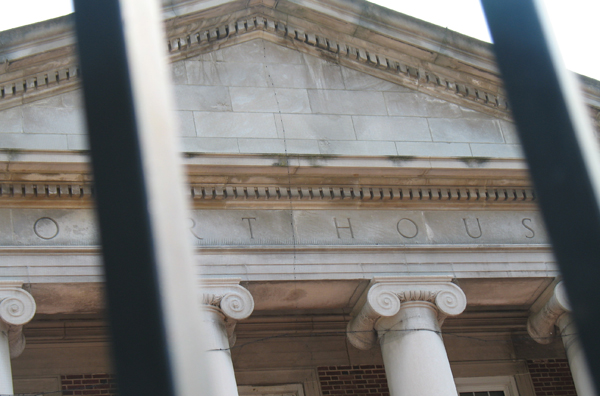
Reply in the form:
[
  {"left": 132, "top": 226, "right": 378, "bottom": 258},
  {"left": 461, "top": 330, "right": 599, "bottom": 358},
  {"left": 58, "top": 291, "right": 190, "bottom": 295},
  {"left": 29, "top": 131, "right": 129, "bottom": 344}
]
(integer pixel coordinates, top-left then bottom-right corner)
[
  {"left": 242, "top": 217, "right": 256, "bottom": 239},
  {"left": 522, "top": 218, "right": 535, "bottom": 238},
  {"left": 33, "top": 217, "right": 59, "bottom": 240},
  {"left": 334, "top": 218, "right": 354, "bottom": 239},
  {"left": 5, "top": 209, "right": 547, "bottom": 247},
  {"left": 188, "top": 218, "right": 203, "bottom": 240},
  {"left": 396, "top": 218, "right": 418, "bottom": 238},
  {"left": 462, "top": 218, "right": 482, "bottom": 239}
]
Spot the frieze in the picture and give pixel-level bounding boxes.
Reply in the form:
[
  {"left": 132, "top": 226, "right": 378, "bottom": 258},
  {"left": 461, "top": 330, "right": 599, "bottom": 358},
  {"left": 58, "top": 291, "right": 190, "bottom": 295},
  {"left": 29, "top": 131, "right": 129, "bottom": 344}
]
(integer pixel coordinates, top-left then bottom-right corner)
[{"left": 0, "top": 208, "right": 547, "bottom": 247}]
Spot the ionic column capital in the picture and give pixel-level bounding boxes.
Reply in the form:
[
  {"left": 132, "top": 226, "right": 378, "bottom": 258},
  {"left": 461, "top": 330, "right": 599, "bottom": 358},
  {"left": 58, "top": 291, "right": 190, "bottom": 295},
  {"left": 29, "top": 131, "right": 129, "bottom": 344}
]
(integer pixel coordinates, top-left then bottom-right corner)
[
  {"left": 528, "top": 281, "right": 571, "bottom": 344},
  {"left": 0, "top": 281, "right": 36, "bottom": 358},
  {"left": 199, "top": 278, "right": 254, "bottom": 346},
  {"left": 347, "top": 276, "right": 466, "bottom": 350}
]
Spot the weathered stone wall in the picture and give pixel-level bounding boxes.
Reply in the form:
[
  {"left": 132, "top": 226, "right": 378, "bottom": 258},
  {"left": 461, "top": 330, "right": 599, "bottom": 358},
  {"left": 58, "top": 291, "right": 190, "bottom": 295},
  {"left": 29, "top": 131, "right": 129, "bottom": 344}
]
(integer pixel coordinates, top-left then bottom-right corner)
[{"left": 0, "top": 39, "right": 522, "bottom": 159}]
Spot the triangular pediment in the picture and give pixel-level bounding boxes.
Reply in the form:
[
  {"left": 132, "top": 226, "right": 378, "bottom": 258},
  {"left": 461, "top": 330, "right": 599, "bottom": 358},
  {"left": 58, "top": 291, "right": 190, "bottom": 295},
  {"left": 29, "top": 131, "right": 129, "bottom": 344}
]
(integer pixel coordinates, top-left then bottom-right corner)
[
  {"left": 0, "top": 0, "right": 598, "bottom": 136},
  {"left": 166, "top": 37, "right": 522, "bottom": 159}
]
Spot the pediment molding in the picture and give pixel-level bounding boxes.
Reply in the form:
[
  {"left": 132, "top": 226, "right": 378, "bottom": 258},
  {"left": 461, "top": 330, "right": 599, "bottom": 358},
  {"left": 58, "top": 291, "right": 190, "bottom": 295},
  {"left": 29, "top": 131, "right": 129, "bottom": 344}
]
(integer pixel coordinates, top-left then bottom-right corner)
[{"left": 165, "top": 12, "right": 512, "bottom": 120}]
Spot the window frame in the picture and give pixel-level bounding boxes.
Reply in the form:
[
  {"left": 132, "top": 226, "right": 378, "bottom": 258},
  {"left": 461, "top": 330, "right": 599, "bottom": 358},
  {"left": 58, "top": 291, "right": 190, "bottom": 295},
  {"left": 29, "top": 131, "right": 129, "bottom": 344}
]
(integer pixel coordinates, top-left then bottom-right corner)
[{"left": 455, "top": 376, "right": 520, "bottom": 396}]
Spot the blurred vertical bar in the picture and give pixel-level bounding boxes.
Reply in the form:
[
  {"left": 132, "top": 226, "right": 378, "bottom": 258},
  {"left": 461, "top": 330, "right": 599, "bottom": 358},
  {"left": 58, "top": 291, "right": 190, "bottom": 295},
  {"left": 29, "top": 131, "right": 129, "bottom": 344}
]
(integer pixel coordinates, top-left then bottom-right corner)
[
  {"left": 481, "top": 0, "right": 600, "bottom": 393},
  {"left": 73, "top": 1, "right": 206, "bottom": 395}
]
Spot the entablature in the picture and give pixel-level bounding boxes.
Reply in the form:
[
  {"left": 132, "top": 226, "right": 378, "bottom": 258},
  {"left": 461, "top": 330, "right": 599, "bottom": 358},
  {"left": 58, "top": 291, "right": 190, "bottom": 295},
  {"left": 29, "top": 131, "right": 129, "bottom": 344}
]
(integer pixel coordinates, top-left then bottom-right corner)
[{"left": 0, "top": 153, "right": 536, "bottom": 208}]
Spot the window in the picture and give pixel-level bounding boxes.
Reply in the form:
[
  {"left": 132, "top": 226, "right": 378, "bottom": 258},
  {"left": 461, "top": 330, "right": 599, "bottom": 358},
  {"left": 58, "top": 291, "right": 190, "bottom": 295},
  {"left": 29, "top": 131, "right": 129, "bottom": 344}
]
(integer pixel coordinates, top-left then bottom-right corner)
[{"left": 456, "top": 376, "right": 519, "bottom": 396}]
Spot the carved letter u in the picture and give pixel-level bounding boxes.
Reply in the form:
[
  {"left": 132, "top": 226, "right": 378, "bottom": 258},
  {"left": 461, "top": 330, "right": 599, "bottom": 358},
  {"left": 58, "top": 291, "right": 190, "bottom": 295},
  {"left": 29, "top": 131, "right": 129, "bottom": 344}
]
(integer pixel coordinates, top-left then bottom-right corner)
[{"left": 463, "top": 218, "right": 482, "bottom": 239}]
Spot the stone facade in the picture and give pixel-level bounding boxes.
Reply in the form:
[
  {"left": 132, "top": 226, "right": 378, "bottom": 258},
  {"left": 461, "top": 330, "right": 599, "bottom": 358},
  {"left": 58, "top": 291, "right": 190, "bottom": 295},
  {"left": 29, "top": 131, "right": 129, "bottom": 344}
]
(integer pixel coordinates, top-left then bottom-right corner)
[{"left": 1, "top": 0, "right": 599, "bottom": 395}]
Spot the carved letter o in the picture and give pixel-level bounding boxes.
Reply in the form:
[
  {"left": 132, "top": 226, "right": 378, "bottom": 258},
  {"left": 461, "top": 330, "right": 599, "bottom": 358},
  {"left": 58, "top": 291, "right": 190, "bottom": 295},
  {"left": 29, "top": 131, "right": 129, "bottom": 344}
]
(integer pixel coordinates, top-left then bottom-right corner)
[
  {"left": 33, "top": 217, "right": 59, "bottom": 240},
  {"left": 396, "top": 218, "right": 418, "bottom": 238}
]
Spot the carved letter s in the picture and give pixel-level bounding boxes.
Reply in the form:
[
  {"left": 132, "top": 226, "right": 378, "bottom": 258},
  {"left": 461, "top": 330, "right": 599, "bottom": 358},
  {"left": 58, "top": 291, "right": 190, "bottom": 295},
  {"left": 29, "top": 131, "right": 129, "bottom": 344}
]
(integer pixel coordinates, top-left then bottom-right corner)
[
  {"left": 522, "top": 218, "right": 535, "bottom": 238},
  {"left": 189, "top": 218, "right": 203, "bottom": 240}
]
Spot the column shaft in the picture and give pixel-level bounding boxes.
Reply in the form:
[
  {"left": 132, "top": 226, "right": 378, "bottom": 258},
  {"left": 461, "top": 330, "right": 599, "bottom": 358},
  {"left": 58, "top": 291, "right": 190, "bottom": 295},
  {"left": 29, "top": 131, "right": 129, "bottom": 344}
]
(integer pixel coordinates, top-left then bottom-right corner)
[
  {"left": 557, "top": 314, "right": 596, "bottom": 396},
  {"left": 377, "top": 301, "right": 457, "bottom": 396},
  {"left": 200, "top": 307, "right": 240, "bottom": 396},
  {"left": 0, "top": 326, "right": 13, "bottom": 395}
]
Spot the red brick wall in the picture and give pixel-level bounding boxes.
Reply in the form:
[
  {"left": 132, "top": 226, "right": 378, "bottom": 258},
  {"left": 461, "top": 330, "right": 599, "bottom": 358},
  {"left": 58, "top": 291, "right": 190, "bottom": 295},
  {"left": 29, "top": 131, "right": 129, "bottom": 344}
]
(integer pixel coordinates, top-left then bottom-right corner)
[
  {"left": 317, "top": 365, "right": 390, "bottom": 396},
  {"left": 61, "top": 374, "right": 118, "bottom": 395},
  {"left": 527, "top": 359, "right": 578, "bottom": 396}
]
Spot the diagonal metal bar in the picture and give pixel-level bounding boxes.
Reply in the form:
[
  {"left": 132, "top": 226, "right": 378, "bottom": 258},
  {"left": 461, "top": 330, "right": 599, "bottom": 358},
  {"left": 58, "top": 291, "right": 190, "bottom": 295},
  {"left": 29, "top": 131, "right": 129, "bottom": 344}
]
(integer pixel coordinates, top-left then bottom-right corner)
[
  {"left": 481, "top": 0, "right": 600, "bottom": 393},
  {"left": 73, "top": 1, "right": 207, "bottom": 395}
]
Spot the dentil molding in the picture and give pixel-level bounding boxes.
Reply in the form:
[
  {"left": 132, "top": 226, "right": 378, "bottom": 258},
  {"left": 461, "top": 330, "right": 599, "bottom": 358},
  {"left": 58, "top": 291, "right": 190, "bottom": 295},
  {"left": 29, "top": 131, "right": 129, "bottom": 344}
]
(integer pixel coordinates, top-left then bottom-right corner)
[
  {"left": 347, "top": 276, "right": 466, "bottom": 350},
  {"left": 0, "top": 281, "right": 36, "bottom": 358},
  {"left": 0, "top": 182, "right": 536, "bottom": 205}
]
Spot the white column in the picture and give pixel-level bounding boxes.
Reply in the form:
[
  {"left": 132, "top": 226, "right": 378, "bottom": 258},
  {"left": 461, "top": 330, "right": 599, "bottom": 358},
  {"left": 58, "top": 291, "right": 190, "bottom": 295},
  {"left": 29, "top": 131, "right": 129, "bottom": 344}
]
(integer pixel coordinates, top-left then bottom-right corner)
[
  {"left": 0, "top": 281, "right": 36, "bottom": 395},
  {"left": 528, "top": 282, "right": 595, "bottom": 396},
  {"left": 199, "top": 279, "right": 254, "bottom": 396},
  {"left": 0, "top": 323, "right": 13, "bottom": 396},
  {"left": 347, "top": 276, "right": 467, "bottom": 396}
]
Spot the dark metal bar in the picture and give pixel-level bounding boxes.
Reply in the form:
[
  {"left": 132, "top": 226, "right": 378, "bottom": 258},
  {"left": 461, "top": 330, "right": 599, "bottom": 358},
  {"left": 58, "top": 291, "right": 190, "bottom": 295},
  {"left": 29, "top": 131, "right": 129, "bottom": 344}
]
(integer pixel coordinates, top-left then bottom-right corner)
[
  {"left": 73, "top": 1, "right": 205, "bottom": 395},
  {"left": 481, "top": 0, "right": 600, "bottom": 393}
]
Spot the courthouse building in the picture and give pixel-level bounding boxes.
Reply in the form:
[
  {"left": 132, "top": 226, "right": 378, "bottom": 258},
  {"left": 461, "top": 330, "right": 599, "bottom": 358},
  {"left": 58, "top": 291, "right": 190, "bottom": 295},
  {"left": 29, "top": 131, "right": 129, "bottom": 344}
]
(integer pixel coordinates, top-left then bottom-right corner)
[{"left": 1, "top": 0, "right": 600, "bottom": 395}]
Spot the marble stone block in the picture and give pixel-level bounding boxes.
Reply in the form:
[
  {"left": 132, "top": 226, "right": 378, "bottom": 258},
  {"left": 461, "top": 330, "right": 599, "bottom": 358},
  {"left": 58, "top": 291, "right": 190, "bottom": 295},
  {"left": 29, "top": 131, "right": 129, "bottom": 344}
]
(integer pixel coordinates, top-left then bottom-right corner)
[
  {"left": 341, "top": 67, "right": 409, "bottom": 92},
  {"left": 280, "top": 114, "right": 355, "bottom": 140},
  {"left": 499, "top": 120, "right": 521, "bottom": 144},
  {"left": 179, "top": 137, "right": 239, "bottom": 153},
  {"left": 394, "top": 142, "right": 472, "bottom": 157},
  {"left": 353, "top": 116, "right": 430, "bottom": 141},
  {"left": 215, "top": 62, "right": 268, "bottom": 87},
  {"left": 318, "top": 140, "right": 397, "bottom": 155},
  {"left": 385, "top": 92, "right": 462, "bottom": 118},
  {"left": 23, "top": 106, "right": 86, "bottom": 135},
  {"left": 67, "top": 134, "right": 89, "bottom": 150},
  {"left": 0, "top": 107, "right": 22, "bottom": 133},
  {"left": 175, "top": 111, "right": 196, "bottom": 136},
  {"left": 308, "top": 90, "right": 387, "bottom": 115},
  {"left": 193, "top": 112, "right": 277, "bottom": 138},
  {"left": 170, "top": 61, "right": 188, "bottom": 84},
  {"left": 470, "top": 143, "right": 524, "bottom": 158},
  {"left": 184, "top": 60, "right": 221, "bottom": 86},
  {"left": 173, "top": 86, "right": 231, "bottom": 111},
  {"left": 230, "top": 87, "right": 310, "bottom": 113},
  {"left": 428, "top": 118, "right": 504, "bottom": 143},
  {"left": 0, "top": 133, "right": 68, "bottom": 150},
  {"left": 268, "top": 63, "right": 345, "bottom": 89}
]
